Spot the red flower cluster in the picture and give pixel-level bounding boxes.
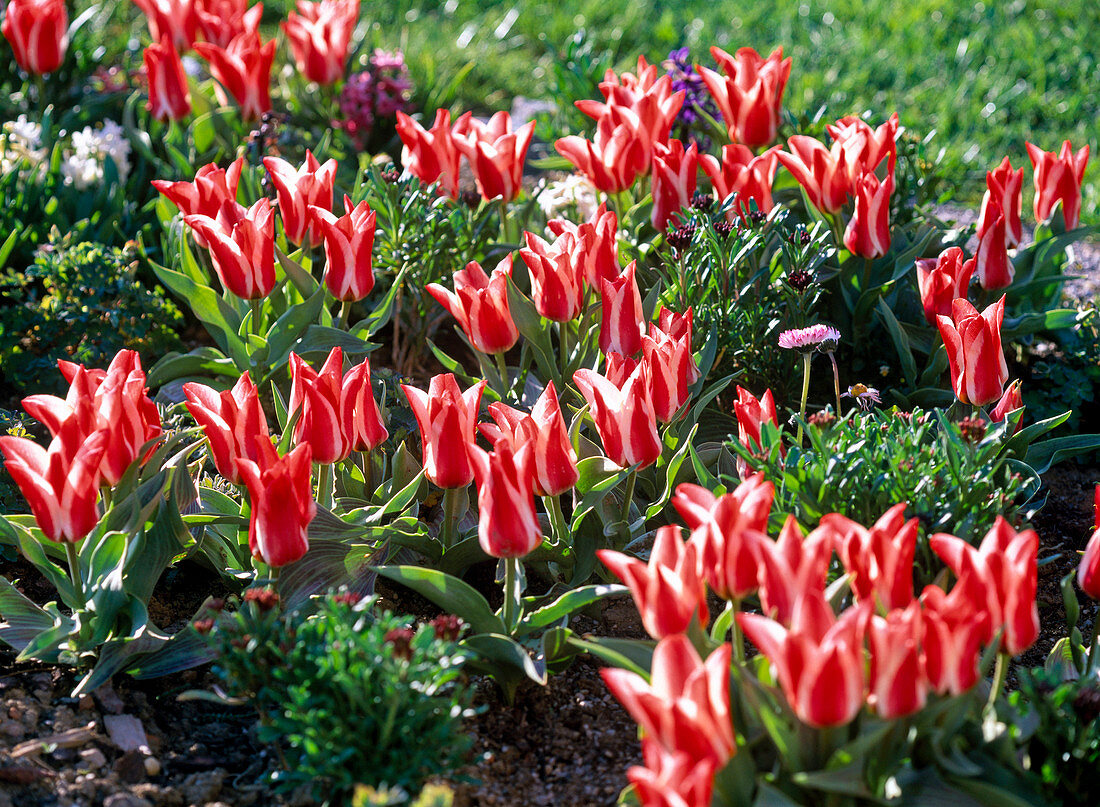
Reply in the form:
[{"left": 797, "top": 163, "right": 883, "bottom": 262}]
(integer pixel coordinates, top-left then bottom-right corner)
[
  {"left": 0, "top": 352, "right": 162, "bottom": 543},
  {"left": 397, "top": 109, "right": 535, "bottom": 203}
]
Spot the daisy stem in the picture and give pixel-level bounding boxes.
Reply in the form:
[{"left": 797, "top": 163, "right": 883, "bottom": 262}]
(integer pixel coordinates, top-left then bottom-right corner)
[
  {"left": 796, "top": 353, "right": 812, "bottom": 448},
  {"left": 828, "top": 351, "right": 842, "bottom": 414}
]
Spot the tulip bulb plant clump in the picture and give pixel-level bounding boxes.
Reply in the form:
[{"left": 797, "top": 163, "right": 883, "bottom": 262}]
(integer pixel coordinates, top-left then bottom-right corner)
[{"left": 0, "top": 3, "right": 1099, "bottom": 804}]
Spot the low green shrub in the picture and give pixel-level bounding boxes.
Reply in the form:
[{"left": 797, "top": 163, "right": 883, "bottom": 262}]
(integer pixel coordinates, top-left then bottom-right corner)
[
  {"left": 0, "top": 234, "right": 183, "bottom": 395},
  {"left": 201, "top": 590, "right": 475, "bottom": 805}
]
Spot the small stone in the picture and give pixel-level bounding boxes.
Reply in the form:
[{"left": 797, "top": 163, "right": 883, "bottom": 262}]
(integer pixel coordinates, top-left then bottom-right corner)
[
  {"left": 104, "top": 795, "right": 153, "bottom": 807},
  {"left": 0, "top": 719, "right": 25, "bottom": 740},
  {"left": 94, "top": 684, "right": 126, "bottom": 715},
  {"left": 114, "top": 748, "right": 148, "bottom": 784},
  {"left": 144, "top": 756, "right": 161, "bottom": 777},
  {"left": 79, "top": 747, "right": 108, "bottom": 770},
  {"left": 77, "top": 694, "right": 95, "bottom": 712},
  {"left": 181, "top": 769, "right": 225, "bottom": 804}
]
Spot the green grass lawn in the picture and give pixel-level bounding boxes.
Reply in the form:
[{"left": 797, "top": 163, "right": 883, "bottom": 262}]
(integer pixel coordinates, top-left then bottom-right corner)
[{"left": 341, "top": 0, "right": 1098, "bottom": 218}]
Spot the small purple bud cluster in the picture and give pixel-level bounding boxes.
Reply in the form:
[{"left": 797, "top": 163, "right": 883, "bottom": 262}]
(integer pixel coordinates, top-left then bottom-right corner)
[
  {"left": 337, "top": 49, "right": 413, "bottom": 149},
  {"left": 664, "top": 47, "right": 720, "bottom": 152}
]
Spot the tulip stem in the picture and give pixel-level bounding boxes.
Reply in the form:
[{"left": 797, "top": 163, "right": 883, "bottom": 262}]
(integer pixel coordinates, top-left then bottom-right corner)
[
  {"left": 620, "top": 469, "right": 638, "bottom": 534},
  {"left": 440, "top": 486, "right": 462, "bottom": 550},
  {"left": 250, "top": 298, "right": 263, "bottom": 337},
  {"left": 1086, "top": 612, "right": 1100, "bottom": 677},
  {"left": 985, "top": 651, "right": 1009, "bottom": 713},
  {"left": 494, "top": 351, "right": 510, "bottom": 398},
  {"left": 545, "top": 494, "right": 570, "bottom": 552},
  {"left": 730, "top": 598, "right": 745, "bottom": 665},
  {"left": 65, "top": 542, "right": 86, "bottom": 613},
  {"left": 796, "top": 353, "right": 812, "bottom": 448},
  {"left": 502, "top": 557, "right": 521, "bottom": 634},
  {"left": 335, "top": 300, "right": 353, "bottom": 331},
  {"left": 316, "top": 462, "right": 334, "bottom": 510},
  {"left": 362, "top": 449, "right": 374, "bottom": 500},
  {"left": 559, "top": 323, "right": 570, "bottom": 384}
]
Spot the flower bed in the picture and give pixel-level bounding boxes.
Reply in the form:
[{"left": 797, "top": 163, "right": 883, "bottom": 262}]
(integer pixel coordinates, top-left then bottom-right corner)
[{"left": 1, "top": 3, "right": 1100, "bottom": 807}]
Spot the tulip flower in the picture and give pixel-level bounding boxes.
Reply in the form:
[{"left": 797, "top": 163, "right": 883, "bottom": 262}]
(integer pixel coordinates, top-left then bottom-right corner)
[
  {"left": 642, "top": 319, "right": 696, "bottom": 423},
  {"left": 547, "top": 203, "right": 619, "bottom": 288},
  {"left": 974, "top": 197, "right": 1013, "bottom": 290},
  {"left": 195, "top": 0, "right": 263, "bottom": 48},
  {"left": 1026, "top": 140, "right": 1090, "bottom": 231},
  {"left": 555, "top": 114, "right": 647, "bottom": 194},
  {"left": 24, "top": 353, "right": 162, "bottom": 487},
  {"left": 288, "top": 348, "right": 352, "bottom": 464},
  {"left": 915, "top": 246, "right": 974, "bottom": 324},
  {"left": 282, "top": 0, "right": 359, "bottom": 85},
  {"left": 673, "top": 474, "right": 773, "bottom": 601},
  {"left": 184, "top": 198, "right": 276, "bottom": 300},
  {"left": 263, "top": 150, "right": 337, "bottom": 246},
  {"left": 134, "top": 0, "right": 198, "bottom": 52},
  {"left": 699, "top": 144, "right": 778, "bottom": 215},
  {"left": 919, "top": 583, "right": 989, "bottom": 696},
  {"left": 396, "top": 109, "right": 463, "bottom": 198},
  {"left": 650, "top": 139, "right": 698, "bottom": 231},
  {"left": 756, "top": 516, "right": 834, "bottom": 627},
  {"left": 237, "top": 440, "right": 315, "bottom": 567},
  {"left": 469, "top": 441, "right": 542, "bottom": 559},
  {"left": 1077, "top": 486, "right": 1100, "bottom": 600},
  {"left": 574, "top": 362, "right": 661, "bottom": 470},
  {"left": 776, "top": 135, "right": 852, "bottom": 214},
  {"left": 342, "top": 358, "right": 388, "bottom": 453},
  {"left": 587, "top": 55, "right": 661, "bottom": 103},
  {"left": 826, "top": 113, "right": 899, "bottom": 184},
  {"left": 144, "top": 36, "right": 192, "bottom": 121},
  {"left": 629, "top": 739, "right": 719, "bottom": 807},
  {"left": 698, "top": 46, "right": 791, "bottom": 148},
  {"left": 452, "top": 111, "right": 535, "bottom": 203},
  {"left": 427, "top": 256, "right": 518, "bottom": 356},
  {"left": 310, "top": 194, "right": 376, "bottom": 303},
  {"left": 519, "top": 230, "right": 587, "bottom": 323},
  {"left": 599, "top": 526, "right": 709, "bottom": 640},
  {"left": 152, "top": 158, "right": 245, "bottom": 247},
  {"left": 478, "top": 381, "right": 579, "bottom": 498},
  {"left": 599, "top": 260, "right": 645, "bottom": 357},
  {"left": 844, "top": 172, "right": 894, "bottom": 259},
  {"left": 193, "top": 32, "right": 275, "bottom": 120},
  {"left": 868, "top": 603, "right": 926, "bottom": 719},
  {"left": 990, "top": 379, "right": 1023, "bottom": 434},
  {"left": 823, "top": 503, "right": 919, "bottom": 612},
  {"left": 739, "top": 595, "right": 869, "bottom": 727},
  {"left": 0, "top": 420, "right": 108, "bottom": 543},
  {"left": 576, "top": 66, "right": 684, "bottom": 169},
  {"left": 732, "top": 385, "right": 780, "bottom": 456},
  {"left": 980, "top": 157, "right": 1024, "bottom": 248},
  {"left": 602, "top": 635, "right": 734, "bottom": 764},
  {"left": 183, "top": 372, "right": 271, "bottom": 485},
  {"left": 2, "top": 0, "right": 68, "bottom": 74},
  {"left": 935, "top": 296, "right": 1008, "bottom": 407},
  {"left": 930, "top": 517, "right": 1039, "bottom": 656},
  {"left": 401, "top": 374, "right": 485, "bottom": 489}
]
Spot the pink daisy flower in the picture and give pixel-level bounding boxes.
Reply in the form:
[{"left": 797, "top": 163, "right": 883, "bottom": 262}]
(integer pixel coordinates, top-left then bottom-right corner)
[{"left": 778, "top": 324, "right": 841, "bottom": 352}]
